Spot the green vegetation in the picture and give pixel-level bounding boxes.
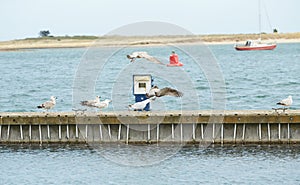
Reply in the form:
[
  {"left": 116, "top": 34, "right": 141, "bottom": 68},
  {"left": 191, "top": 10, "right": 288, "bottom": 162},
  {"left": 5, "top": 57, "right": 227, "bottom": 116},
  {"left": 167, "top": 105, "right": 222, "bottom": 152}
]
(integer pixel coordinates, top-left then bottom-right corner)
[
  {"left": 1, "top": 32, "right": 300, "bottom": 51},
  {"left": 22, "top": 35, "right": 100, "bottom": 41}
]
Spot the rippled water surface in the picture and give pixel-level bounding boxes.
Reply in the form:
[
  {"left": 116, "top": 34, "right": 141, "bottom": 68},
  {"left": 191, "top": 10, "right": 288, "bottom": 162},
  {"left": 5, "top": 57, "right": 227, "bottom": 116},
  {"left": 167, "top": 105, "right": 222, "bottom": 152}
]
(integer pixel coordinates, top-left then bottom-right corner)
[
  {"left": 1, "top": 144, "right": 300, "bottom": 184},
  {"left": 0, "top": 43, "right": 299, "bottom": 111},
  {"left": 1, "top": 43, "right": 300, "bottom": 184}
]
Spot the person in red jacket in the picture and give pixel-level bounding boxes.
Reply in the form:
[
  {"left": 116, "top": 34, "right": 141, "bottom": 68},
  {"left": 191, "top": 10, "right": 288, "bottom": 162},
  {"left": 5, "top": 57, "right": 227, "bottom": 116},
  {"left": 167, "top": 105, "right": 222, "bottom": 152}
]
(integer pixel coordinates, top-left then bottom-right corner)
[{"left": 169, "top": 51, "right": 183, "bottom": 66}]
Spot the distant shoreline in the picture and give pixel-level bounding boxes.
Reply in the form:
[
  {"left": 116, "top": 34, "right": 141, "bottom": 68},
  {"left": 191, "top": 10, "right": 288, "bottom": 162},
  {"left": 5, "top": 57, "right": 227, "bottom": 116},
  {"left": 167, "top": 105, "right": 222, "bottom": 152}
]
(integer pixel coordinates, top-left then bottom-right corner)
[{"left": 1, "top": 32, "right": 300, "bottom": 51}]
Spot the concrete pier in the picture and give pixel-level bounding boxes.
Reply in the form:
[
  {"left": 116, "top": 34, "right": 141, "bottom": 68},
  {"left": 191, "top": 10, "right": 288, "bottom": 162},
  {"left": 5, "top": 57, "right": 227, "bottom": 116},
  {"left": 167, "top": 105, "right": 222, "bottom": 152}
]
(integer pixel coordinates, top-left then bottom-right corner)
[{"left": 0, "top": 110, "right": 300, "bottom": 144}]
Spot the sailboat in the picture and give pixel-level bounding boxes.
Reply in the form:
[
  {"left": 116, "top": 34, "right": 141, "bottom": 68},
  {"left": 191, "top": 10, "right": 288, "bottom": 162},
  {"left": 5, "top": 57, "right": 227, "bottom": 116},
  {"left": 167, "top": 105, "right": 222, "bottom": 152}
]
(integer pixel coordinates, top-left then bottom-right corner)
[{"left": 234, "top": 0, "right": 276, "bottom": 51}]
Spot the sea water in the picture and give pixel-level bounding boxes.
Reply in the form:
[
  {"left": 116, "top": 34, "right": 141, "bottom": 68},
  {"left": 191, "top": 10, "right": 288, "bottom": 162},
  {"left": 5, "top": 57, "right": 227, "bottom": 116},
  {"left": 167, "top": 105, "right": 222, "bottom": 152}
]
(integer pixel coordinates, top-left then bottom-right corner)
[
  {"left": 0, "top": 43, "right": 300, "bottom": 184},
  {"left": 0, "top": 43, "right": 299, "bottom": 112}
]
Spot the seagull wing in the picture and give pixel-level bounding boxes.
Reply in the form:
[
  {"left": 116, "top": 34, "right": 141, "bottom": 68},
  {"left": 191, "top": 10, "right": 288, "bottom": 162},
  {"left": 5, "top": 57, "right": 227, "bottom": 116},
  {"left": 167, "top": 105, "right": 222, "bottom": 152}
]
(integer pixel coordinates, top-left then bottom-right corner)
[
  {"left": 139, "top": 52, "right": 164, "bottom": 65},
  {"left": 277, "top": 97, "right": 292, "bottom": 106},
  {"left": 156, "top": 87, "right": 183, "bottom": 97},
  {"left": 127, "top": 51, "right": 164, "bottom": 65},
  {"left": 42, "top": 100, "right": 55, "bottom": 109},
  {"left": 146, "top": 86, "right": 160, "bottom": 98},
  {"left": 93, "top": 102, "right": 107, "bottom": 109}
]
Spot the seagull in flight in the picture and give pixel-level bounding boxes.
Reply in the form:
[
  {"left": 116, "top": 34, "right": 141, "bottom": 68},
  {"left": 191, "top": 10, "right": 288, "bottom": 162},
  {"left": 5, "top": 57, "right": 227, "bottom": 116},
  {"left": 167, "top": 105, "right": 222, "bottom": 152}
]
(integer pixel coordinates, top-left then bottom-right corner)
[
  {"left": 128, "top": 98, "right": 155, "bottom": 111},
  {"left": 146, "top": 86, "right": 183, "bottom": 98},
  {"left": 80, "top": 96, "right": 100, "bottom": 107},
  {"left": 37, "top": 96, "right": 57, "bottom": 111},
  {"left": 277, "top": 95, "right": 293, "bottom": 108},
  {"left": 127, "top": 51, "right": 164, "bottom": 65}
]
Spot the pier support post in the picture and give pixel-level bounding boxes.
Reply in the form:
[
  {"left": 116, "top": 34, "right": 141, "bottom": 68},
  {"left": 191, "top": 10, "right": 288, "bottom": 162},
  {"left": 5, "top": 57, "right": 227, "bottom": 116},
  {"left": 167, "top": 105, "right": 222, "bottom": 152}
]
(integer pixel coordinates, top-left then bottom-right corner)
[
  {"left": 126, "top": 124, "right": 129, "bottom": 144},
  {"left": 171, "top": 124, "right": 174, "bottom": 139},
  {"left": 47, "top": 125, "right": 50, "bottom": 139},
  {"left": 192, "top": 123, "right": 195, "bottom": 140},
  {"left": 278, "top": 123, "right": 281, "bottom": 140},
  {"left": 221, "top": 124, "right": 224, "bottom": 144},
  {"left": 66, "top": 124, "right": 69, "bottom": 139},
  {"left": 201, "top": 124, "right": 204, "bottom": 140},
  {"left": 20, "top": 125, "right": 23, "bottom": 140},
  {"left": 157, "top": 124, "right": 159, "bottom": 142},
  {"left": 258, "top": 123, "right": 262, "bottom": 141},
  {"left": 59, "top": 125, "right": 62, "bottom": 140},
  {"left": 108, "top": 124, "right": 111, "bottom": 139},
  {"left": 29, "top": 125, "right": 32, "bottom": 141},
  {"left": 267, "top": 123, "right": 271, "bottom": 142},
  {"left": 242, "top": 123, "right": 246, "bottom": 141},
  {"left": 118, "top": 124, "right": 121, "bottom": 140},
  {"left": 7, "top": 125, "right": 10, "bottom": 140},
  {"left": 99, "top": 124, "right": 102, "bottom": 140},
  {"left": 39, "top": 125, "right": 42, "bottom": 144}
]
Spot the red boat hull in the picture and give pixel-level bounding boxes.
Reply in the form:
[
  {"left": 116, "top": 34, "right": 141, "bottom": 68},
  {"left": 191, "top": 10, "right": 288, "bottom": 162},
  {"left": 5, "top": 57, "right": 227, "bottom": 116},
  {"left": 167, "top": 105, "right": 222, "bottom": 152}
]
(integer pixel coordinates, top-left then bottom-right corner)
[{"left": 235, "top": 44, "right": 277, "bottom": 51}]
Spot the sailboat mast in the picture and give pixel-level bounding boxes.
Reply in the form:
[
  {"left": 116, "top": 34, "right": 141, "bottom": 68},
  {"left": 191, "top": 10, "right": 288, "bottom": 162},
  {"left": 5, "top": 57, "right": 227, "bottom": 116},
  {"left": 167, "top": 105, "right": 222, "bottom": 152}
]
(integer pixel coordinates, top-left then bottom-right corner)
[{"left": 258, "top": 0, "right": 261, "bottom": 40}]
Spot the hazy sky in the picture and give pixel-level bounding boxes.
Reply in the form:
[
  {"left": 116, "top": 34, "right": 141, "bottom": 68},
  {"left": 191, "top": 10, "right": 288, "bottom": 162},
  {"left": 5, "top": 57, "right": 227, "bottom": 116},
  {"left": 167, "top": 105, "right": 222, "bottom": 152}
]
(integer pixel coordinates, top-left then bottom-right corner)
[{"left": 0, "top": 0, "right": 299, "bottom": 41}]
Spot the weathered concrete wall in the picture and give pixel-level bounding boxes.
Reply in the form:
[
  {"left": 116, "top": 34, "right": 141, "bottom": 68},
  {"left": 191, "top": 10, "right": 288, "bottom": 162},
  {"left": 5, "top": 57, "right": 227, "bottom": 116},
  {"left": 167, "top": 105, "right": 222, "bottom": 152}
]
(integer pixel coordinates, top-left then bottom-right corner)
[{"left": 0, "top": 110, "right": 299, "bottom": 144}]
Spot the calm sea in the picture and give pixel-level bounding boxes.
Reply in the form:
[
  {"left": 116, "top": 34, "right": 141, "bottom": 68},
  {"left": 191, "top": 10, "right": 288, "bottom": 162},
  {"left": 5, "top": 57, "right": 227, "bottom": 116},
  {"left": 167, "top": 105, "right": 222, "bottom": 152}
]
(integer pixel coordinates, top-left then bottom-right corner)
[{"left": 0, "top": 43, "right": 300, "bottom": 184}]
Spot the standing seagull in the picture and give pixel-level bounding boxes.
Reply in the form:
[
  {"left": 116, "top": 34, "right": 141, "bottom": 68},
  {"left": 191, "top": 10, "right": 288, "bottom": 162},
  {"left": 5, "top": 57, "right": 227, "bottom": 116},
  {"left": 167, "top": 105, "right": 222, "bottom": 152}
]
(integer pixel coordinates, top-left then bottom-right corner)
[
  {"left": 80, "top": 96, "right": 100, "bottom": 107},
  {"left": 146, "top": 86, "right": 183, "bottom": 98},
  {"left": 277, "top": 95, "right": 293, "bottom": 108},
  {"left": 128, "top": 98, "right": 155, "bottom": 111},
  {"left": 37, "top": 96, "right": 57, "bottom": 111},
  {"left": 127, "top": 51, "right": 164, "bottom": 65},
  {"left": 93, "top": 99, "right": 112, "bottom": 111}
]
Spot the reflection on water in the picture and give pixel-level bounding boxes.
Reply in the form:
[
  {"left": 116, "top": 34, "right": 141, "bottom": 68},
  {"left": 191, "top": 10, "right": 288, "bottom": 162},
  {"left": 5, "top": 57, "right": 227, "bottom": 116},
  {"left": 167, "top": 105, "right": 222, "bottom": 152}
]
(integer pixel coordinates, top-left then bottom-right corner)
[{"left": 0, "top": 144, "right": 300, "bottom": 184}]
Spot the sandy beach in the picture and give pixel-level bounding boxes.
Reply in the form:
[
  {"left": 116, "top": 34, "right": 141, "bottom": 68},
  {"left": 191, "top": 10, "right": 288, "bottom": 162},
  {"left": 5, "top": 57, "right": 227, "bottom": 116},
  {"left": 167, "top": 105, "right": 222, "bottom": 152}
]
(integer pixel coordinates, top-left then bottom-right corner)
[{"left": 0, "top": 32, "right": 300, "bottom": 51}]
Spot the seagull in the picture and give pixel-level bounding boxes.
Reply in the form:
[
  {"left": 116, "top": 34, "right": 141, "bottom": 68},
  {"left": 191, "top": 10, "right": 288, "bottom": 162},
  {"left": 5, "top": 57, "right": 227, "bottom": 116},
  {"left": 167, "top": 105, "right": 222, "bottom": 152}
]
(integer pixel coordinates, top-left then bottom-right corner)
[
  {"left": 146, "top": 86, "right": 183, "bottom": 98},
  {"left": 127, "top": 51, "right": 164, "bottom": 65},
  {"left": 80, "top": 96, "right": 100, "bottom": 107},
  {"left": 277, "top": 95, "right": 293, "bottom": 108},
  {"left": 92, "top": 99, "right": 112, "bottom": 110},
  {"left": 128, "top": 98, "right": 155, "bottom": 111},
  {"left": 37, "top": 96, "right": 57, "bottom": 111}
]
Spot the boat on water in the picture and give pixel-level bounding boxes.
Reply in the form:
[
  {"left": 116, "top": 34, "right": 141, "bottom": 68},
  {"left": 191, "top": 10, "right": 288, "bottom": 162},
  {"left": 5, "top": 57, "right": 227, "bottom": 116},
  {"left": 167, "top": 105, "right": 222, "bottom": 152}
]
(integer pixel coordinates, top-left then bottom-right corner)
[
  {"left": 235, "top": 39, "right": 276, "bottom": 51},
  {"left": 234, "top": 0, "right": 276, "bottom": 51}
]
